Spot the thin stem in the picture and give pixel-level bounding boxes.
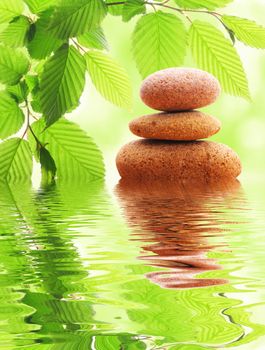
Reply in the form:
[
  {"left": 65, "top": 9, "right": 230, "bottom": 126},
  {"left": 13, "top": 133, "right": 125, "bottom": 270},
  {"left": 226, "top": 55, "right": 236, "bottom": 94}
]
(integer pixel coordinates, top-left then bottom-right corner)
[
  {"left": 22, "top": 102, "right": 30, "bottom": 139},
  {"left": 29, "top": 125, "right": 44, "bottom": 148},
  {"left": 150, "top": 2, "right": 157, "bottom": 12},
  {"left": 106, "top": 0, "right": 222, "bottom": 18},
  {"left": 152, "top": 2, "right": 183, "bottom": 14},
  {"left": 71, "top": 38, "right": 86, "bottom": 53},
  {"left": 22, "top": 100, "right": 44, "bottom": 148},
  {"left": 106, "top": 1, "right": 125, "bottom": 5}
]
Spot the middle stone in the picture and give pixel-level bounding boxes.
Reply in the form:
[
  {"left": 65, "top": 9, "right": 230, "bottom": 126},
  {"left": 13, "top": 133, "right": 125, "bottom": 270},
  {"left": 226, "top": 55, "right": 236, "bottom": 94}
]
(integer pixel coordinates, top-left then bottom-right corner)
[{"left": 129, "top": 111, "right": 221, "bottom": 141}]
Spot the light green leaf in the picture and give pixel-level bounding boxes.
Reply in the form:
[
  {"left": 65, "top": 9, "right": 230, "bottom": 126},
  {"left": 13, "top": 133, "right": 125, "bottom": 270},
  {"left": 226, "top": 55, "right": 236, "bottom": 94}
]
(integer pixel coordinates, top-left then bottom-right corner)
[
  {"left": 0, "top": 46, "right": 30, "bottom": 85},
  {"left": 29, "top": 118, "right": 105, "bottom": 181},
  {"left": 85, "top": 50, "right": 132, "bottom": 109},
  {"left": 174, "top": 0, "right": 234, "bottom": 10},
  {"left": 27, "top": 76, "right": 41, "bottom": 113},
  {"left": 132, "top": 11, "right": 187, "bottom": 78},
  {"left": 49, "top": 0, "right": 107, "bottom": 39},
  {"left": 0, "top": 91, "right": 25, "bottom": 139},
  {"left": 24, "top": 0, "right": 56, "bottom": 13},
  {"left": 0, "top": 138, "right": 33, "bottom": 183},
  {"left": 0, "top": 16, "right": 30, "bottom": 48},
  {"left": 0, "top": 0, "right": 24, "bottom": 24},
  {"left": 222, "top": 16, "right": 265, "bottom": 49},
  {"left": 105, "top": 0, "right": 123, "bottom": 16},
  {"left": 25, "top": 75, "right": 38, "bottom": 92},
  {"left": 39, "top": 44, "right": 86, "bottom": 126},
  {"left": 189, "top": 20, "right": 250, "bottom": 99},
  {"left": 78, "top": 27, "right": 108, "bottom": 50},
  {"left": 122, "top": 0, "right": 146, "bottom": 22},
  {"left": 31, "top": 95, "right": 42, "bottom": 113},
  {"left": 7, "top": 80, "right": 29, "bottom": 103},
  {"left": 28, "top": 10, "right": 63, "bottom": 60}
]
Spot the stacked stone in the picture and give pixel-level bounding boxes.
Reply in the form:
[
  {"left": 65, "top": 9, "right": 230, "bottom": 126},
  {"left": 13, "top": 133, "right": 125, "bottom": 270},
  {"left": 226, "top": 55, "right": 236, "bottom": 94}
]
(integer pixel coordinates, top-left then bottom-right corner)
[{"left": 116, "top": 68, "right": 242, "bottom": 180}]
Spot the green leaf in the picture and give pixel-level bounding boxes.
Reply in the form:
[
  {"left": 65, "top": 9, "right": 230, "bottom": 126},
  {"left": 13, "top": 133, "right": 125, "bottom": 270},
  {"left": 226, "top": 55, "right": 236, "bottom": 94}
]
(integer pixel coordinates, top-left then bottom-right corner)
[
  {"left": 0, "top": 16, "right": 30, "bottom": 48},
  {"left": 27, "top": 75, "right": 42, "bottom": 113},
  {"left": 78, "top": 27, "right": 108, "bottom": 50},
  {"left": 0, "top": 91, "right": 25, "bottom": 139},
  {"left": 222, "top": 16, "right": 265, "bottom": 49},
  {"left": 49, "top": 0, "right": 107, "bottom": 39},
  {"left": 189, "top": 20, "right": 250, "bottom": 99},
  {"left": 31, "top": 95, "right": 42, "bottom": 113},
  {"left": 39, "top": 146, "right": 57, "bottom": 183},
  {"left": 7, "top": 80, "right": 29, "bottom": 103},
  {"left": 132, "top": 11, "right": 187, "bottom": 78},
  {"left": 85, "top": 50, "right": 132, "bottom": 109},
  {"left": 122, "top": 0, "right": 146, "bottom": 22},
  {"left": 0, "top": 0, "right": 24, "bottom": 24},
  {"left": 28, "top": 10, "right": 64, "bottom": 60},
  {"left": 105, "top": 0, "right": 123, "bottom": 16},
  {"left": 25, "top": 75, "right": 39, "bottom": 92},
  {"left": 24, "top": 0, "right": 56, "bottom": 13},
  {"left": 39, "top": 44, "right": 86, "bottom": 126},
  {"left": 0, "top": 138, "right": 33, "bottom": 183},
  {"left": 29, "top": 118, "right": 105, "bottom": 181},
  {"left": 0, "top": 46, "right": 30, "bottom": 85},
  {"left": 174, "top": 0, "right": 234, "bottom": 10}
]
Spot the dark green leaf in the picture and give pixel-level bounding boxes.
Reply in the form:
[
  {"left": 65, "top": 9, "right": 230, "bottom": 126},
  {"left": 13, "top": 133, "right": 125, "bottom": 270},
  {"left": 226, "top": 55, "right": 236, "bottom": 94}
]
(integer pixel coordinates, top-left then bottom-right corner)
[
  {"left": 78, "top": 27, "right": 108, "bottom": 50},
  {"left": 0, "top": 46, "right": 30, "bottom": 85},
  {"left": 222, "top": 16, "right": 265, "bottom": 48},
  {"left": 29, "top": 118, "right": 105, "bottom": 181},
  {"left": 189, "top": 20, "right": 250, "bottom": 99},
  {"left": 132, "top": 11, "right": 187, "bottom": 78},
  {"left": 39, "top": 146, "right": 57, "bottom": 183},
  {"left": 49, "top": 0, "right": 107, "bottom": 39},
  {"left": 39, "top": 44, "right": 86, "bottom": 127},
  {"left": 0, "top": 16, "right": 30, "bottom": 48},
  {"left": 122, "top": 0, "right": 146, "bottom": 22},
  {"left": 28, "top": 23, "right": 36, "bottom": 41},
  {"left": 0, "top": 138, "right": 33, "bottom": 183},
  {"left": 28, "top": 10, "right": 64, "bottom": 60},
  {"left": 0, "top": 91, "right": 25, "bottom": 139},
  {"left": 0, "top": 0, "right": 24, "bottom": 24}
]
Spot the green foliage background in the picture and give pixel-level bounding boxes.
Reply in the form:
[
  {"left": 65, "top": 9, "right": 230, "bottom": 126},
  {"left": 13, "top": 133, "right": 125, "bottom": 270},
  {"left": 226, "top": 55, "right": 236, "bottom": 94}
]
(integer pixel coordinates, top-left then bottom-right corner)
[{"left": 0, "top": 0, "right": 264, "bottom": 184}]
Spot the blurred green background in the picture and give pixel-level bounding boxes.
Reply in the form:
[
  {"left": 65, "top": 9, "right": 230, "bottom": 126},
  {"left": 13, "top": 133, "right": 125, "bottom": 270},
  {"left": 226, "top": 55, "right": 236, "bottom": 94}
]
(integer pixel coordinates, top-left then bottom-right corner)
[{"left": 69, "top": 0, "right": 265, "bottom": 188}]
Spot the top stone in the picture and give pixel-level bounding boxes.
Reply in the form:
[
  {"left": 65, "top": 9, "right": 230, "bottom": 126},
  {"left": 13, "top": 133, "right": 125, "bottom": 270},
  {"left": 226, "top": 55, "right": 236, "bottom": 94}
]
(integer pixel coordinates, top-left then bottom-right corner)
[{"left": 140, "top": 68, "right": 221, "bottom": 112}]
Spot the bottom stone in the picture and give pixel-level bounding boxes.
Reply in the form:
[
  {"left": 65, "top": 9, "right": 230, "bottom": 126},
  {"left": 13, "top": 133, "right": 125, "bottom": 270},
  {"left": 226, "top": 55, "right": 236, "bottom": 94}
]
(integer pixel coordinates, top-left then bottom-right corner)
[{"left": 116, "top": 140, "right": 241, "bottom": 180}]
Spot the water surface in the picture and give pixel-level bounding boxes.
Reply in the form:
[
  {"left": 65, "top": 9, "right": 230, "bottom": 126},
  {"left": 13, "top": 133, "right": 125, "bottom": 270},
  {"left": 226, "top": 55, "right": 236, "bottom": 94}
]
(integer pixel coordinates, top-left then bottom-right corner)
[{"left": 0, "top": 177, "right": 265, "bottom": 349}]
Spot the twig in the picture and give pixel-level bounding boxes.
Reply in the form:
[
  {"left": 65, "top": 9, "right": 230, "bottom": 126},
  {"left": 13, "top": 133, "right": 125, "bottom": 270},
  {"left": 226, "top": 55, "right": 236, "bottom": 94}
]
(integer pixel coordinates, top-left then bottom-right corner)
[
  {"left": 106, "top": 1, "right": 125, "bottom": 5},
  {"left": 106, "top": 0, "right": 223, "bottom": 20},
  {"left": 22, "top": 101, "right": 30, "bottom": 139},
  {"left": 29, "top": 125, "right": 44, "bottom": 148},
  {"left": 22, "top": 101, "right": 44, "bottom": 148},
  {"left": 71, "top": 38, "right": 86, "bottom": 53}
]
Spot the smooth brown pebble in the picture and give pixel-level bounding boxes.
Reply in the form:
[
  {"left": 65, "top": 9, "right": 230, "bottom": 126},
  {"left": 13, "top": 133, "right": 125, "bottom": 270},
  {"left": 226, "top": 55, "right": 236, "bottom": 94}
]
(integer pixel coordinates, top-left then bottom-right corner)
[
  {"left": 129, "top": 111, "right": 221, "bottom": 141},
  {"left": 140, "top": 68, "right": 221, "bottom": 111},
  {"left": 116, "top": 140, "right": 241, "bottom": 180}
]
